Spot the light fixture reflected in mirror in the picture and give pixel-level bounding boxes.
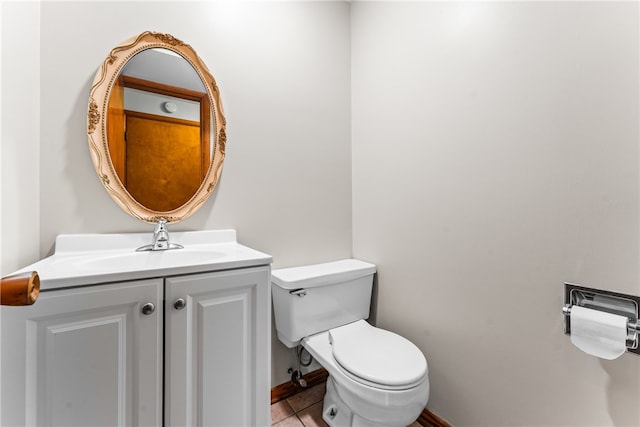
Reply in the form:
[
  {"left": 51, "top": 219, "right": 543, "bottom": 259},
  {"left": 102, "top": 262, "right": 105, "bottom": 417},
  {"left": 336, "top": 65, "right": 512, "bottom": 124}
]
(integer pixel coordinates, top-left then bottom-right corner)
[{"left": 163, "top": 101, "right": 178, "bottom": 113}]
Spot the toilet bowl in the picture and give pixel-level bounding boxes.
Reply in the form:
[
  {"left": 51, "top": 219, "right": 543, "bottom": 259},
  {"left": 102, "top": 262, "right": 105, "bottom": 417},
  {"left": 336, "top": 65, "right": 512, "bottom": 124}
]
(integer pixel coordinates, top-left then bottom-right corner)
[
  {"left": 303, "top": 320, "right": 429, "bottom": 426},
  {"left": 271, "top": 259, "right": 430, "bottom": 427}
]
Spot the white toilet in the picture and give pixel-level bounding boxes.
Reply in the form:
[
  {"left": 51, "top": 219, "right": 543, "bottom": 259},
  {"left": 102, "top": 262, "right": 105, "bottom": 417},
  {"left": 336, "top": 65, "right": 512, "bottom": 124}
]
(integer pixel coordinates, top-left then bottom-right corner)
[{"left": 271, "top": 259, "right": 429, "bottom": 427}]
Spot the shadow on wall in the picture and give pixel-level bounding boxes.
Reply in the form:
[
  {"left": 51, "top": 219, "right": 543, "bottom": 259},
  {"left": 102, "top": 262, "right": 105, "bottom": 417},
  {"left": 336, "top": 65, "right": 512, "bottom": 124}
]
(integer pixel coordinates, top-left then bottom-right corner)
[
  {"left": 369, "top": 272, "right": 379, "bottom": 326},
  {"left": 603, "top": 356, "right": 640, "bottom": 425}
]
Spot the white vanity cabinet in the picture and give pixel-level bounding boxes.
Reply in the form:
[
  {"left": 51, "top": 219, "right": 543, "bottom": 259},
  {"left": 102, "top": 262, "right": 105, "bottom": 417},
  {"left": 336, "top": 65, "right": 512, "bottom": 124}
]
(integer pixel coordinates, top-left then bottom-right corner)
[
  {"left": 1, "top": 230, "right": 272, "bottom": 427},
  {"left": 1, "top": 279, "right": 164, "bottom": 426},
  {"left": 165, "top": 266, "right": 270, "bottom": 426}
]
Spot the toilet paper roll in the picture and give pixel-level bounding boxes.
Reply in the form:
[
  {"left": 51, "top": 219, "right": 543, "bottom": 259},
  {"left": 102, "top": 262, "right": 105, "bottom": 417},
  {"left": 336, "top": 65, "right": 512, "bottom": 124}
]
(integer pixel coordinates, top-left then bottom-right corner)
[{"left": 570, "top": 306, "right": 628, "bottom": 360}]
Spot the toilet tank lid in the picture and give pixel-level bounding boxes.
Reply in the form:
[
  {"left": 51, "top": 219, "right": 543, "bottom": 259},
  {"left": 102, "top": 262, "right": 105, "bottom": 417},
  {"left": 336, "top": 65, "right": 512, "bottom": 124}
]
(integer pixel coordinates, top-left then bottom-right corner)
[{"left": 271, "top": 259, "right": 376, "bottom": 290}]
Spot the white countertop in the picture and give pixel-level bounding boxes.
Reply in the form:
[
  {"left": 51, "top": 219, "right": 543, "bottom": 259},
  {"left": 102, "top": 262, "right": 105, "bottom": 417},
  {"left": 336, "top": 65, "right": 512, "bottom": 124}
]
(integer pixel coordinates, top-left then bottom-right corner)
[{"left": 15, "top": 230, "right": 272, "bottom": 291}]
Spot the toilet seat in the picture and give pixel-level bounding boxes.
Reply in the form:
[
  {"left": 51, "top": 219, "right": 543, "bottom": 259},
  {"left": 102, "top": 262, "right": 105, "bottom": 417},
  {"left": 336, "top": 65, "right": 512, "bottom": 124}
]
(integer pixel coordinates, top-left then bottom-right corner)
[{"left": 328, "top": 320, "right": 428, "bottom": 390}]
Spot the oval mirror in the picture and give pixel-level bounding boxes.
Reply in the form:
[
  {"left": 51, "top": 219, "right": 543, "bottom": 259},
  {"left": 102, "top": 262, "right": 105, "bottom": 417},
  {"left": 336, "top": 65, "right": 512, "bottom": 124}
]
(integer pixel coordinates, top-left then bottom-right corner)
[{"left": 87, "top": 31, "right": 226, "bottom": 223}]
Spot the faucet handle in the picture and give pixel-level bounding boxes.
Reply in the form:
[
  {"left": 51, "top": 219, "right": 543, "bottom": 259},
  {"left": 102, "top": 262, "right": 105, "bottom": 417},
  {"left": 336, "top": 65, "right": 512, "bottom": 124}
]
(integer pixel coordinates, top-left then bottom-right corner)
[
  {"left": 136, "top": 218, "right": 183, "bottom": 252},
  {"left": 154, "top": 218, "right": 168, "bottom": 233}
]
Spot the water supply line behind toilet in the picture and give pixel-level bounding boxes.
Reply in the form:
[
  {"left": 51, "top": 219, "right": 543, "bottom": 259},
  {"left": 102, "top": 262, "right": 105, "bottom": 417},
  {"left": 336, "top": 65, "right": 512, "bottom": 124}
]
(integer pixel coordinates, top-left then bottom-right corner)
[{"left": 290, "top": 345, "right": 313, "bottom": 387}]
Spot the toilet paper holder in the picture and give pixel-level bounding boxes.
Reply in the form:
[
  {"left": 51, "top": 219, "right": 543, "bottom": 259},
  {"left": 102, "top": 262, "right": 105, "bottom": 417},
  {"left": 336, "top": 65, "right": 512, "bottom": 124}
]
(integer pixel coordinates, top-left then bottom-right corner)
[{"left": 563, "top": 283, "right": 640, "bottom": 355}]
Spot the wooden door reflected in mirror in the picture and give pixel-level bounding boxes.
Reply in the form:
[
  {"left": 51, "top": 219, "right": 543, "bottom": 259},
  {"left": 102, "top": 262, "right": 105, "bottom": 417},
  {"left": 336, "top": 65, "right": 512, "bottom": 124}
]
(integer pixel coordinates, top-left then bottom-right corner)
[
  {"left": 107, "top": 73, "right": 211, "bottom": 212},
  {"left": 126, "top": 113, "right": 201, "bottom": 211}
]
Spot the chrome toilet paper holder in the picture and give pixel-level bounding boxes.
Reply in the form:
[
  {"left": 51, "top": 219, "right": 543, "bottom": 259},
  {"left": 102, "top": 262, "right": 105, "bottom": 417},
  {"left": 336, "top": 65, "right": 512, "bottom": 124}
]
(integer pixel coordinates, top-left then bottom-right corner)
[{"left": 563, "top": 283, "right": 640, "bottom": 356}]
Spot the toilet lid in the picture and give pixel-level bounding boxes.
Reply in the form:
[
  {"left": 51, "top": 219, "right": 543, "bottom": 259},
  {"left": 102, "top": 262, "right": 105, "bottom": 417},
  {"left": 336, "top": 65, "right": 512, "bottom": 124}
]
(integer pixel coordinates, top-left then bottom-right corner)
[{"left": 329, "top": 320, "right": 428, "bottom": 388}]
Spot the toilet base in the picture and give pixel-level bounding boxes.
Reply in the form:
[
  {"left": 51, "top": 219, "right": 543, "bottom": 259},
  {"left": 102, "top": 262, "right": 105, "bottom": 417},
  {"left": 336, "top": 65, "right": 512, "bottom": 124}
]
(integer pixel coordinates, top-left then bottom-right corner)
[
  {"left": 322, "top": 376, "right": 413, "bottom": 427},
  {"left": 322, "top": 376, "right": 353, "bottom": 426}
]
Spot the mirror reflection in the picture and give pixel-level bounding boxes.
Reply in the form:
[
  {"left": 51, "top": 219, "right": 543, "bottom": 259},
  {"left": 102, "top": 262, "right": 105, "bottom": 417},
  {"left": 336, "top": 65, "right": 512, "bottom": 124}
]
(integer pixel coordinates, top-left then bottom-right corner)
[
  {"left": 108, "top": 48, "right": 214, "bottom": 211},
  {"left": 87, "top": 31, "right": 226, "bottom": 223}
]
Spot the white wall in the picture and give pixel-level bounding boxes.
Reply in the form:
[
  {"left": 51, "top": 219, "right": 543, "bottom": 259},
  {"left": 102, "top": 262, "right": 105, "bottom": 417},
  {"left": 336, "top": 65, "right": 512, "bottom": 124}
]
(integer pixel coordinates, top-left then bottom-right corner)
[
  {"left": 352, "top": 2, "right": 639, "bottom": 425},
  {"left": 2, "top": 0, "right": 351, "bottom": 387},
  {"left": 0, "top": 1, "right": 40, "bottom": 275}
]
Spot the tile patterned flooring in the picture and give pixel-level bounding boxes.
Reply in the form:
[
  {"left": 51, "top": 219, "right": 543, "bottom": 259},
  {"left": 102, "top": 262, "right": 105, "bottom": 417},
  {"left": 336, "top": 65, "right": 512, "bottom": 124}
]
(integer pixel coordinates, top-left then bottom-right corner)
[
  {"left": 270, "top": 380, "right": 422, "bottom": 427},
  {"left": 271, "top": 382, "right": 328, "bottom": 427}
]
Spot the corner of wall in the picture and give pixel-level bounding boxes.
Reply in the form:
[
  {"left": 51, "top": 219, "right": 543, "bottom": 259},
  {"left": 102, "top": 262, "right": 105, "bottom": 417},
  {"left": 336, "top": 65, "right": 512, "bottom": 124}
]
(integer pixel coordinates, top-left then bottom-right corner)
[{"left": 0, "top": 0, "right": 41, "bottom": 276}]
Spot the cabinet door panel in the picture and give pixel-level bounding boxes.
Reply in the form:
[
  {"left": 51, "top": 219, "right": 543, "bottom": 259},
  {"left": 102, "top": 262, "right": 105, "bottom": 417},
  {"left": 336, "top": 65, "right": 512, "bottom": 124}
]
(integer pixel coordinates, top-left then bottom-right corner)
[
  {"left": 165, "top": 266, "right": 270, "bottom": 427},
  {"left": 1, "top": 279, "right": 163, "bottom": 427},
  {"left": 45, "top": 312, "right": 126, "bottom": 425},
  {"left": 200, "top": 290, "right": 251, "bottom": 423}
]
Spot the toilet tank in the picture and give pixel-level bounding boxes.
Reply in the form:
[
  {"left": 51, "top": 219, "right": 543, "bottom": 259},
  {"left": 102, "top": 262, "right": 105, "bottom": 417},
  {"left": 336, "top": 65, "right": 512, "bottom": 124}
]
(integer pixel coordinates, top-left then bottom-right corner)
[{"left": 271, "top": 259, "right": 376, "bottom": 347}]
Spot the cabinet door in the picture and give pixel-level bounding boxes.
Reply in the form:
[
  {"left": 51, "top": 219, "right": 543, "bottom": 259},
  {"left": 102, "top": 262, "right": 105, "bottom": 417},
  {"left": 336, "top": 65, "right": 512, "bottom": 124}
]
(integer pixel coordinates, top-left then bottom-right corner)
[
  {"left": 1, "top": 279, "right": 163, "bottom": 427},
  {"left": 165, "top": 266, "right": 270, "bottom": 427}
]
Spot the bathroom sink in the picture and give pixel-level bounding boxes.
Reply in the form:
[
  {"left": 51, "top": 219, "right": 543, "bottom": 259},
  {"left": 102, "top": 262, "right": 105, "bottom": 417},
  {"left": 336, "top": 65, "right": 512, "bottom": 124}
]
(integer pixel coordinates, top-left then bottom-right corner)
[
  {"left": 49, "top": 247, "right": 225, "bottom": 272},
  {"left": 17, "top": 230, "right": 272, "bottom": 290}
]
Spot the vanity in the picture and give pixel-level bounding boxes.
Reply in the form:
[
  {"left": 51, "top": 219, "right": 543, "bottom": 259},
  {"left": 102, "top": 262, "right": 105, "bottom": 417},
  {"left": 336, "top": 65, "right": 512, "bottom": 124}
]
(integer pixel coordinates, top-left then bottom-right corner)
[{"left": 1, "top": 230, "right": 272, "bottom": 426}]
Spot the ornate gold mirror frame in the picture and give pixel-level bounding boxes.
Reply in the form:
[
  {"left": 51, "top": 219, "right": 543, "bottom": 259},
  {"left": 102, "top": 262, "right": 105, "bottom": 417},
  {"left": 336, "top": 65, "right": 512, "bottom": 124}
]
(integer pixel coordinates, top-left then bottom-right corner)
[{"left": 87, "top": 31, "right": 226, "bottom": 223}]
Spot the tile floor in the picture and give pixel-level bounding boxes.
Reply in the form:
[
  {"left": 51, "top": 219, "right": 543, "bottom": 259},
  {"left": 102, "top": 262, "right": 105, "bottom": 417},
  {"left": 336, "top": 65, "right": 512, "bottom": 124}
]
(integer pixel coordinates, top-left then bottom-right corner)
[
  {"left": 271, "top": 382, "right": 328, "bottom": 427},
  {"left": 270, "top": 380, "right": 422, "bottom": 427}
]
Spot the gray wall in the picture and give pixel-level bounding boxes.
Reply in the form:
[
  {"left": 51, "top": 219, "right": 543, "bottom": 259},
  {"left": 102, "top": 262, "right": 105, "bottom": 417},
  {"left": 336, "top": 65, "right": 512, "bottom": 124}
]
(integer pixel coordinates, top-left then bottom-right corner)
[{"left": 351, "top": 2, "right": 640, "bottom": 425}]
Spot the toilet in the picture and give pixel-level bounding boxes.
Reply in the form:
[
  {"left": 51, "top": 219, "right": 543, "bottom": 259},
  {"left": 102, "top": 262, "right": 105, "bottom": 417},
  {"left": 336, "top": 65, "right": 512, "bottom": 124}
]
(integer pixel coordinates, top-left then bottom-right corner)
[{"left": 271, "top": 259, "right": 429, "bottom": 427}]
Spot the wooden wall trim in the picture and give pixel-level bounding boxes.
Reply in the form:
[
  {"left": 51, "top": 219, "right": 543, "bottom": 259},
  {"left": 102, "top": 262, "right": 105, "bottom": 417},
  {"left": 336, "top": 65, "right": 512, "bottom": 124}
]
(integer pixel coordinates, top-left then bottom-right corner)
[
  {"left": 271, "top": 368, "right": 453, "bottom": 426},
  {"left": 418, "top": 408, "right": 454, "bottom": 427},
  {"left": 271, "top": 368, "right": 329, "bottom": 404}
]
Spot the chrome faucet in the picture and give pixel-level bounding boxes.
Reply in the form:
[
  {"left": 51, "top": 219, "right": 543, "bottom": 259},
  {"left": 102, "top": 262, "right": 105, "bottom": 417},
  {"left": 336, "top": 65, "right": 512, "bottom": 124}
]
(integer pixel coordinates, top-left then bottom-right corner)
[
  {"left": 136, "top": 219, "right": 184, "bottom": 252},
  {"left": 152, "top": 219, "right": 170, "bottom": 250}
]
